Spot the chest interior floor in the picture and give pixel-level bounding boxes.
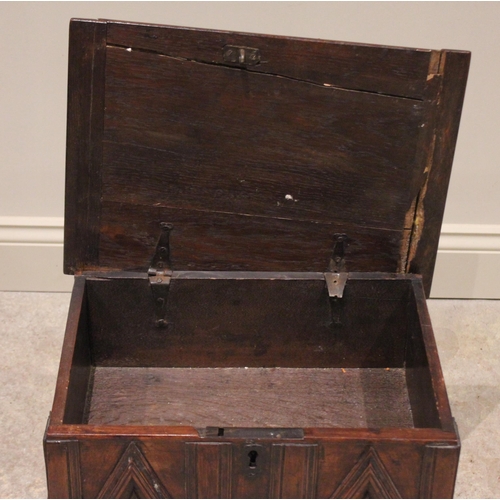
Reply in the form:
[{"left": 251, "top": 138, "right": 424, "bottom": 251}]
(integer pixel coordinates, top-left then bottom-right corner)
[{"left": 61, "top": 274, "right": 444, "bottom": 430}]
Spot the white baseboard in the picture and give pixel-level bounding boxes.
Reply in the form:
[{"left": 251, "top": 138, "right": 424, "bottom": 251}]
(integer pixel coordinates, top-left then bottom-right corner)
[
  {"left": 0, "top": 217, "right": 499, "bottom": 297},
  {"left": 0, "top": 217, "right": 73, "bottom": 292}
]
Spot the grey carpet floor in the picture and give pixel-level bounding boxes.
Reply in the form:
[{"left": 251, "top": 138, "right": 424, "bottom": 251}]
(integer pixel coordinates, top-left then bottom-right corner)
[{"left": 0, "top": 292, "right": 499, "bottom": 498}]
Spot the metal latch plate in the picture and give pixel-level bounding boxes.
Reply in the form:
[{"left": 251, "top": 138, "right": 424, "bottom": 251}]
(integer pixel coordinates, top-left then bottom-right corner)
[
  {"left": 324, "top": 272, "right": 348, "bottom": 299},
  {"left": 223, "top": 45, "right": 261, "bottom": 66},
  {"left": 202, "top": 427, "right": 304, "bottom": 440},
  {"left": 148, "top": 223, "right": 173, "bottom": 328}
]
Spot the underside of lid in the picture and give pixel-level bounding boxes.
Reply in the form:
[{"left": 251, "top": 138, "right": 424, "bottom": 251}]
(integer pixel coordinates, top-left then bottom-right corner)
[{"left": 64, "top": 19, "right": 470, "bottom": 296}]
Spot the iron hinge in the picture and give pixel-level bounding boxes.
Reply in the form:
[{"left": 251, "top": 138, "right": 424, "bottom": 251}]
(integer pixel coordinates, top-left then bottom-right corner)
[
  {"left": 325, "top": 234, "right": 349, "bottom": 326},
  {"left": 324, "top": 272, "right": 348, "bottom": 299},
  {"left": 148, "top": 223, "right": 173, "bottom": 328}
]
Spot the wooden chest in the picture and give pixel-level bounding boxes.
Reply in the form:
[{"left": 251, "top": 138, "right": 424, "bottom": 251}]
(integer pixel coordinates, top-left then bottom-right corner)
[{"left": 44, "top": 18, "right": 470, "bottom": 498}]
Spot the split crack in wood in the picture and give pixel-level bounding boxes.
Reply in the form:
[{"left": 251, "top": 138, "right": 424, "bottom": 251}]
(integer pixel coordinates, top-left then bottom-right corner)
[{"left": 107, "top": 43, "right": 423, "bottom": 101}]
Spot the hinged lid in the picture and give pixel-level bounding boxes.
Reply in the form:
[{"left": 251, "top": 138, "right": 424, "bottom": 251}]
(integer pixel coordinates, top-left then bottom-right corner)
[{"left": 64, "top": 19, "right": 470, "bottom": 296}]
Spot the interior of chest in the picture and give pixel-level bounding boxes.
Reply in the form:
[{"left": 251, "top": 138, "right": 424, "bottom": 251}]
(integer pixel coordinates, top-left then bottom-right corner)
[{"left": 62, "top": 273, "right": 441, "bottom": 430}]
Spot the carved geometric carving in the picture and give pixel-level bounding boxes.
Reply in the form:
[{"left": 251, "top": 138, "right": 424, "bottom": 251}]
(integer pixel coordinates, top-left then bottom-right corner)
[
  {"left": 269, "top": 443, "right": 319, "bottom": 498},
  {"left": 332, "top": 446, "right": 401, "bottom": 499},
  {"left": 97, "top": 442, "right": 171, "bottom": 499},
  {"left": 185, "top": 442, "right": 232, "bottom": 498}
]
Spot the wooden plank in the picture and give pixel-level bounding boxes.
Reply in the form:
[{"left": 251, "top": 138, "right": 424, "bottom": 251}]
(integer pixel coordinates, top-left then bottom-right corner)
[
  {"left": 64, "top": 19, "right": 106, "bottom": 274},
  {"left": 97, "top": 200, "right": 406, "bottom": 273},
  {"left": 46, "top": 424, "right": 457, "bottom": 442},
  {"left": 269, "top": 444, "right": 319, "bottom": 498},
  {"left": 87, "top": 367, "right": 413, "bottom": 429},
  {"left": 407, "top": 50, "right": 471, "bottom": 296},
  {"left": 49, "top": 277, "right": 87, "bottom": 424},
  {"left": 185, "top": 442, "right": 232, "bottom": 498},
  {"left": 43, "top": 440, "right": 82, "bottom": 499},
  {"left": 404, "top": 291, "right": 442, "bottom": 429},
  {"left": 64, "top": 20, "right": 469, "bottom": 286},
  {"left": 410, "top": 279, "right": 456, "bottom": 432},
  {"left": 85, "top": 276, "right": 411, "bottom": 369},
  {"left": 419, "top": 441, "right": 460, "bottom": 498},
  {"left": 104, "top": 19, "right": 433, "bottom": 99},
  {"left": 102, "top": 46, "right": 424, "bottom": 229}
]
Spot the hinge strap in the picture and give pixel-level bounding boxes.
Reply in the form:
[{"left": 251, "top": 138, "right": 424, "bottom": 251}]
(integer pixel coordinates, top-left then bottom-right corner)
[
  {"left": 149, "top": 223, "right": 173, "bottom": 328},
  {"left": 324, "top": 272, "right": 348, "bottom": 299},
  {"left": 325, "top": 234, "right": 349, "bottom": 326}
]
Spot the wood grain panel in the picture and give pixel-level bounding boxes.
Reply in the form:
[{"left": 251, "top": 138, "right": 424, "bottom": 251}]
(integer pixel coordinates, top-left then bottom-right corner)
[
  {"left": 87, "top": 367, "right": 413, "bottom": 428},
  {"left": 269, "top": 444, "right": 319, "bottom": 498},
  {"left": 185, "top": 442, "right": 232, "bottom": 498},
  {"left": 97, "top": 201, "right": 406, "bottom": 273},
  {"left": 44, "top": 440, "right": 82, "bottom": 499},
  {"left": 105, "top": 20, "right": 433, "bottom": 99},
  {"left": 63, "top": 20, "right": 468, "bottom": 283},
  {"left": 419, "top": 442, "right": 460, "bottom": 498},
  {"left": 102, "top": 46, "right": 424, "bottom": 228},
  {"left": 85, "top": 276, "right": 411, "bottom": 369},
  {"left": 96, "top": 42, "right": 429, "bottom": 274}
]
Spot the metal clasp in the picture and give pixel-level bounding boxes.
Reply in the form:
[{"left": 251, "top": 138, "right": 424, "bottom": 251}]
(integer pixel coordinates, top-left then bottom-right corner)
[
  {"left": 223, "top": 45, "right": 261, "bottom": 66},
  {"left": 325, "top": 272, "right": 348, "bottom": 299},
  {"left": 149, "top": 223, "right": 173, "bottom": 328},
  {"left": 325, "top": 234, "right": 349, "bottom": 326}
]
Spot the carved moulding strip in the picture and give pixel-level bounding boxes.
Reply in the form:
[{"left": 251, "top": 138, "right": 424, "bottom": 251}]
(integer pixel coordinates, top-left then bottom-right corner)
[
  {"left": 65, "top": 440, "right": 83, "bottom": 498},
  {"left": 185, "top": 442, "right": 233, "bottom": 498},
  {"left": 269, "top": 443, "right": 319, "bottom": 498},
  {"left": 419, "top": 441, "right": 460, "bottom": 498}
]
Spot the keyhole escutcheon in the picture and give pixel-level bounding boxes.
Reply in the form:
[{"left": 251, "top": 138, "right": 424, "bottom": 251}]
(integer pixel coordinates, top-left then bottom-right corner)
[{"left": 248, "top": 450, "right": 258, "bottom": 469}]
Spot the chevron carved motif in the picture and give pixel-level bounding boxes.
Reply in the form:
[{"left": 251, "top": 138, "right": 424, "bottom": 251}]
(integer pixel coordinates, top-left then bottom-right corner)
[
  {"left": 332, "top": 446, "right": 402, "bottom": 499},
  {"left": 97, "top": 442, "right": 171, "bottom": 499}
]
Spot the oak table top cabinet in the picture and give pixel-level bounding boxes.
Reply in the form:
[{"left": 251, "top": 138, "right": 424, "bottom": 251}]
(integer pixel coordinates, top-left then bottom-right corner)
[{"left": 44, "top": 18, "right": 470, "bottom": 499}]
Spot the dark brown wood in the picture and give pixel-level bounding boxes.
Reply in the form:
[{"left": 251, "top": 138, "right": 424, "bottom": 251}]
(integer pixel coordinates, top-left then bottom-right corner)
[
  {"left": 104, "top": 20, "right": 434, "bottom": 99},
  {"left": 64, "top": 19, "right": 106, "bottom": 274},
  {"left": 97, "top": 37, "right": 426, "bottom": 274},
  {"left": 269, "top": 444, "right": 319, "bottom": 498},
  {"left": 63, "top": 19, "right": 468, "bottom": 285},
  {"left": 407, "top": 50, "right": 471, "bottom": 295},
  {"left": 410, "top": 279, "right": 456, "bottom": 433},
  {"left": 102, "top": 45, "right": 423, "bottom": 230},
  {"left": 44, "top": 435, "right": 460, "bottom": 498},
  {"left": 87, "top": 367, "right": 414, "bottom": 428},
  {"left": 44, "top": 440, "right": 82, "bottom": 499},
  {"left": 332, "top": 446, "right": 402, "bottom": 498},
  {"left": 405, "top": 286, "right": 442, "bottom": 430},
  {"left": 47, "top": 18, "right": 468, "bottom": 499},
  {"left": 97, "top": 201, "right": 407, "bottom": 273},
  {"left": 84, "top": 275, "right": 411, "bottom": 369},
  {"left": 46, "top": 425, "right": 458, "bottom": 442},
  {"left": 419, "top": 441, "right": 460, "bottom": 498},
  {"left": 97, "top": 442, "right": 173, "bottom": 498},
  {"left": 185, "top": 442, "right": 232, "bottom": 498},
  {"left": 63, "top": 290, "right": 92, "bottom": 425},
  {"left": 50, "top": 276, "right": 88, "bottom": 424}
]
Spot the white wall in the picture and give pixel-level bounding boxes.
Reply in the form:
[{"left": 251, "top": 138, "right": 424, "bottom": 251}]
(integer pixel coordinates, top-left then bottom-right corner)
[{"left": 1, "top": 2, "right": 499, "bottom": 296}]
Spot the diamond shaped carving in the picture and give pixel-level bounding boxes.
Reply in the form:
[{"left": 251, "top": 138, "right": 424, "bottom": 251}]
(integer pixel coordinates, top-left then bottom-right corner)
[
  {"left": 98, "top": 442, "right": 171, "bottom": 499},
  {"left": 332, "top": 447, "right": 401, "bottom": 499}
]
